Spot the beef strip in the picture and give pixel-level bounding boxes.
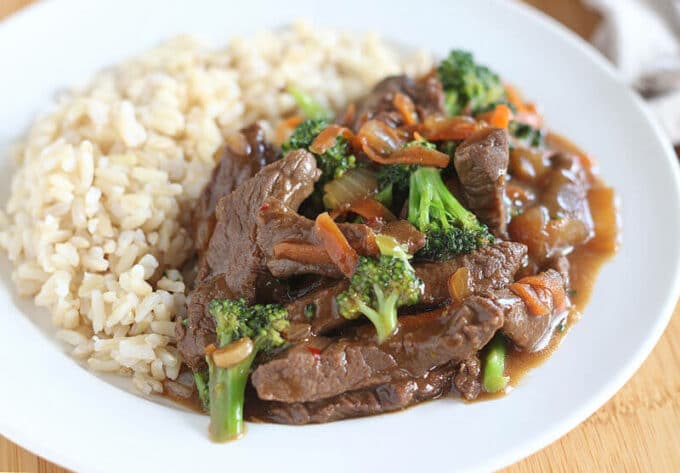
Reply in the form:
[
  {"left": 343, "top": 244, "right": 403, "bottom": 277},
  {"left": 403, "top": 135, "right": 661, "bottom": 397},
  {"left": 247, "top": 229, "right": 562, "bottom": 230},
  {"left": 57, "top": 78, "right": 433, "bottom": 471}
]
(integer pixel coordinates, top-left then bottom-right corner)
[
  {"left": 247, "top": 363, "right": 456, "bottom": 424},
  {"left": 351, "top": 75, "right": 446, "bottom": 130},
  {"left": 251, "top": 294, "right": 504, "bottom": 403},
  {"left": 454, "top": 127, "right": 510, "bottom": 237},
  {"left": 501, "top": 269, "right": 568, "bottom": 351},
  {"left": 257, "top": 198, "right": 425, "bottom": 278},
  {"left": 192, "top": 124, "right": 278, "bottom": 254},
  {"left": 179, "top": 150, "right": 321, "bottom": 370},
  {"left": 453, "top": 355, "right": 482, "bottom": 401},
  {"left": 283, "top": 241, "right": 527, "bottom": 340}
]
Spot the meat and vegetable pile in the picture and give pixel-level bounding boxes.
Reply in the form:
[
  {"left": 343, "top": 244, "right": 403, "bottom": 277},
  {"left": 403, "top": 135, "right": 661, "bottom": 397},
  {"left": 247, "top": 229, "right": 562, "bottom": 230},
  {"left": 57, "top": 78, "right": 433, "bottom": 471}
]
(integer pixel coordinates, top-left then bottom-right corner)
[{"left": 176, "top": 50, "right": 618, "bottom": 441}]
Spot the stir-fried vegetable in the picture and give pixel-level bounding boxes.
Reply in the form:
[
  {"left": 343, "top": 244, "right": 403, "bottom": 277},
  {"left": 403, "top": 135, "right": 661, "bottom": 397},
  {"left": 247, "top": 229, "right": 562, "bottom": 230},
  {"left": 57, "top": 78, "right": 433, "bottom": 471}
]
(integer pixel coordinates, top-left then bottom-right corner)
[
  {"left": 202, "top": 299, "right": 288, "bottom": 441},
  {"left": 336, "top": 235, "right": 423, "bottom": 342},
  {"left": 283, "top": 118, "right": 357, "bottom": 186},
  {"left": 408, "top": 167, "right": 493, "bottom": 260},
  {"left": 482, "top": 333, "right": 509, "bottom": 393},
  {"left": 437, "top": 50, "right": 506, "bottom": 116}
]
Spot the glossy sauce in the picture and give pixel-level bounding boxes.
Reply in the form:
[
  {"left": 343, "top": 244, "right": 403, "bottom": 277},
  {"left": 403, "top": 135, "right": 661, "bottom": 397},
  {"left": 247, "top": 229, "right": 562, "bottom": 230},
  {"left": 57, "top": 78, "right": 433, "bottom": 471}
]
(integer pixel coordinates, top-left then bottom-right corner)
[{"left": 478, "top": 132, "right": 620, "bottom": 400}]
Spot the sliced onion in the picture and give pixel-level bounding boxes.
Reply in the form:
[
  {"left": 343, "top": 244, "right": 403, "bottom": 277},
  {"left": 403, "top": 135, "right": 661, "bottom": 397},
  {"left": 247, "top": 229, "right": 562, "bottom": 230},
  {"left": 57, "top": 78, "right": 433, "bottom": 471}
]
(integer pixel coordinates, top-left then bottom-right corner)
[
  {"left": 310, "top": 125, "right": 356, "bottom": 154},
  {"left": 386, "top": 146, "right": 450, "bottom": 168},
  {"left": 323, "top": 167, "right": 379, "bottom": 210},
  {"left": 418, "top": 115, "right": 479, "bottom": 141},
  {"left": 357, "top": 119, "right": 407, "bottom": 162},
  {"left": 448, "top": 267, "right": 470, "bottom": 303}
]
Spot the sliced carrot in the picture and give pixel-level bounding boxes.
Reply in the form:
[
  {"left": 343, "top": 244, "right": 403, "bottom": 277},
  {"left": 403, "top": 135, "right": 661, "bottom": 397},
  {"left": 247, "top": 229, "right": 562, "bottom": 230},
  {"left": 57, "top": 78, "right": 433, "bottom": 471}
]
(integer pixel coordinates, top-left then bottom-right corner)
[
  {"left": 273, "top": 242, "right": 331, "bottom": 264},
  {"left": 504, "top": 83, "right": 527, "bottom": 114},
  {"left": 274, "top": 115, "right": 304, "bottom": 145},
  {"left": 309, "top": 125, "right": 356, "bottom": 154},
  {"left": 393, "top": 92, "right": 417, "bottom": 125},
  {"left": 314, "top": 212, "right": 359, "bottom": 277},
  {"left": 339, "top": 102, "right": 356, "bottom": 127},
  {"left": 478, "top": 104, "right": 512, "bottom": 129},
  {"left": 508, "top": 283, "right": 550, "bottom": 316}
]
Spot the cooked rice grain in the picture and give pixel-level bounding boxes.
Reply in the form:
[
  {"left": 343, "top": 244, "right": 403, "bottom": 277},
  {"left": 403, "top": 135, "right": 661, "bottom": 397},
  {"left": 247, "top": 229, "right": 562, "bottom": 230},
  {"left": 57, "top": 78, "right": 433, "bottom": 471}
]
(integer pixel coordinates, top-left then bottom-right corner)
[{"left": 0, "top": 22, "right": 432, "bottom": 392}]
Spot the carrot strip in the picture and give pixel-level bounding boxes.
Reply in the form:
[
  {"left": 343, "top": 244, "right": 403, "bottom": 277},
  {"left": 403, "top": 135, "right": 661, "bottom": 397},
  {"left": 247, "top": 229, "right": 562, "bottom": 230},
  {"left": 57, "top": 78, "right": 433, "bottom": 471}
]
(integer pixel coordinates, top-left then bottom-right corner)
[
  {"left": 314, "top": 212, "right": 359, "bottom": 277},
  {"left": 478, "top": 104, "right": 512, "bottom": 129},
  {"left": 273, "top": 242, "right": 332, "bottom": 264},
  {"left": 310, "top": 125, "right": 356, "bottom": 154},
  {"left": 393, "top": 92, "right": 417, "bottom": 125},
  {"left": 339, "top": 102, "right": 356, "bottom": 127},
  {"left": 508, "top": 283, "right": 550, "bottom": 316},
  {"left": 274, "top": 115, "right": 304, "bottom": 145}
]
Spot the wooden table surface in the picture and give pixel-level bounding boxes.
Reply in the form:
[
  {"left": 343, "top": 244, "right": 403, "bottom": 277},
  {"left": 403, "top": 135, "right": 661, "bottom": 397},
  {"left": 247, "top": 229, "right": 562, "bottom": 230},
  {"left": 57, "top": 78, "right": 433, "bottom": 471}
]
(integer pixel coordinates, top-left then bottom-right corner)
[{"left": 1, "top": 1, "right": 679, "bottom": 471}]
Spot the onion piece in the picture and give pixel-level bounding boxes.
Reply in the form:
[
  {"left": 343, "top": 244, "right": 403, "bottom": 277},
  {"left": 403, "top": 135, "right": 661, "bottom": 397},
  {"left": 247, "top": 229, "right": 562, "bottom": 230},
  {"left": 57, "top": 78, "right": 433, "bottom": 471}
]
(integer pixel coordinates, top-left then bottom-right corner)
[
  {"left": 393, "top": 92, "right": 417, "bottom": 125},
  {"left": 448, "top": 267, "right": 470, "bottom": 303},
  {"left": 323, "top": 167, "right": 379, "bottom": 210},
  {"left": 417, "top": 115, "right": 480, "bottom": 141},
  {"left": 385, "top": 145, "right": 450, "bottom": 168},
  {"left": 273, "top": 242, "right": 331, "bottom": 264},
  {"left": 357, "top": 119, "right": 407, "bottom": 162},
  {"left": 310, "top": 125, "right": 356, "bottom": 154},
  {"left": 331, "top": 198, "right": 396, "bottom": 223}
]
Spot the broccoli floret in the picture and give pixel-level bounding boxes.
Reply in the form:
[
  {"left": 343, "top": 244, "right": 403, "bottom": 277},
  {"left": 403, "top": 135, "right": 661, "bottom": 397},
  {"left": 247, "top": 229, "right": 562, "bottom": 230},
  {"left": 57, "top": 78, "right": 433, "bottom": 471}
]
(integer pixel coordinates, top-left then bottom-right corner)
[
  {"left": 375, "top": 140, "right": 436, "bottom": 210},
  {"left": 287, "top": 85, "right": 333, "bottom": 120},
  {"left": 282, "top": 118, "right": 356, "bottom": 185},
  {"left": 202, "top": 298, "right": 288, "bottom": 441},
  {"left": 437, "top": 50, "right": 506, "bottom": 116},
  {"left": 408, "top": 167, "right": 493, "bottom": 260},
  {"left": 509, "top": 121, "right": 545, "bottom": 148},
  {"left": 336, "top": 235, "right": 423, "bottom": 342}
]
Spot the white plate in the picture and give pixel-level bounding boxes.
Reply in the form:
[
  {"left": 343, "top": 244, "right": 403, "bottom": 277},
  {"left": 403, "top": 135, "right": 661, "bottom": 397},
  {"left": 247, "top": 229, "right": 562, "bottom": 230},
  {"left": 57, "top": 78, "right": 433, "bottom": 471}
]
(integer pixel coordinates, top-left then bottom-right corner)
[{"left": 1, "top": 1, "right": 679, "bottom": 472}]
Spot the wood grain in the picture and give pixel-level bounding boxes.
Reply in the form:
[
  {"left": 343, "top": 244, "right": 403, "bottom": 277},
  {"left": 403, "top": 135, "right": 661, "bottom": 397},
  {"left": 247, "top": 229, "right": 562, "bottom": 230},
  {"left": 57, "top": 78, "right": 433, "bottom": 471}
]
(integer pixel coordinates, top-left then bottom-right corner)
[{"left": 1, "top": 1, "right": 679, "bottom": 472}]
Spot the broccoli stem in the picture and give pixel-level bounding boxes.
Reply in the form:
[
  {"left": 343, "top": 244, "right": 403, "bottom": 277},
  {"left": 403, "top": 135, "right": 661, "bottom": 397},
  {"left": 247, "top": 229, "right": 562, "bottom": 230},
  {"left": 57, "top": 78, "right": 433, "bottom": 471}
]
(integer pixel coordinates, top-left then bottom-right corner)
[
  {"left": 482, "top": 333, "right": 508, "bottom": 393},
  {"left": 208, "top": 351, "right": 257, "bottom": 442},
  {"left": 288, "top": 86, "right": 332, "bottom": 120},
  {"left": 357, "top": 288, "right": 399, "bottom": 343},
  {"left": 193, "top": 370, "right": 210, "bottom": 411}
]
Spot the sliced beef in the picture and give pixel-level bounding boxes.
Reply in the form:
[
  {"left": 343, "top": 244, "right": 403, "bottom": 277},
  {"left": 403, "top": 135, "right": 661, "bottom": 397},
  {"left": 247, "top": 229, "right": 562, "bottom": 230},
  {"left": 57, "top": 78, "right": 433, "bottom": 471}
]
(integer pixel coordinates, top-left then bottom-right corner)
[
  {"left": 248, "top": 363, "right": 456, "bottom": 424},
  {"left": 351, "top": 75, "right": 446, "bottom": 130},
  {"left": 453, "top": 355, "right": 482, "bottom": 401},
  {"left": 199, "top": 149, "right": 320, "bottom": 297},
  {"left": 192, "top": 124, "right": 278, "bottom": 254},
  {"left": 501, "top": 269, "right": 568, "bottom": 351},
  {"left": 179, "top": 150, "right": 321, "bottom": 370},
  {"left": 284, "top": 241, "right": 527, "bottom": 340},
  {"left": 257, "top": 198, "right": 425, "bottom": 278},
  {"left": 454, "top": 127, "right": 510, "bottom": 236},
  {"left": 416, "top": 241, "right": 527, "bottom": 306},
  {"left": 252, "top": 293, "right": 504, "bottom": 403}
]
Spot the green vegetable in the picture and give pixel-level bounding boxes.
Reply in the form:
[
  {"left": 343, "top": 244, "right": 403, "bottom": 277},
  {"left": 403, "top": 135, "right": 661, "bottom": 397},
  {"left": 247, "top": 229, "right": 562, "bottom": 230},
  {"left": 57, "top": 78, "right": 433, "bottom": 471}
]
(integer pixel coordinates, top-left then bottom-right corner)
[
  {"left": 482, "top": 333, "right": 508, "bottom": 393},
  {"left": 282, "top": 118, "right": 356, "bottom": 187},
  {"left": 288, "top": 85, "right": 333, "bottom": 120},
  {"left": 509, "top": 121, "right": 545, "bottom": 148},
  {"left": 193, "top": 370, "right": 210, "bottom": 410},
  {"left": 336, "top": 235, "right": 423, "bottom": 342},
  {"left": 437, "top": 49, "right": 506, "bottom": 116},
  {"left": 407, "top": 167, "right": 493, "bottom": 260},
  {"left": 375, "top": 140, "right": 436, "bottom": 211},
  {"left": 203, "top": 298, "right": 288, "bottom": 441}
]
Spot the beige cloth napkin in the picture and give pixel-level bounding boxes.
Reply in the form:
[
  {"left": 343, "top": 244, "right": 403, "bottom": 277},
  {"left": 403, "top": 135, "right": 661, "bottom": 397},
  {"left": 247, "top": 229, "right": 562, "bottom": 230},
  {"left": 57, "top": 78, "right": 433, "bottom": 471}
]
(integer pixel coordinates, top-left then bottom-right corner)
[{"left": 585, "top": 0, "right": 680, "bottom": 142}]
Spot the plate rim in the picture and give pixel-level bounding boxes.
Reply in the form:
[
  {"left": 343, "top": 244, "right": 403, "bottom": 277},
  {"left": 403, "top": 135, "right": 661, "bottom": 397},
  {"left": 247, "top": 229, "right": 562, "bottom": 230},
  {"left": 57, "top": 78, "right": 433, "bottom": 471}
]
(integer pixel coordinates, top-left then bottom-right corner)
[{"left": 1, "top": 1, "right": 679, "bottom": 472}]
